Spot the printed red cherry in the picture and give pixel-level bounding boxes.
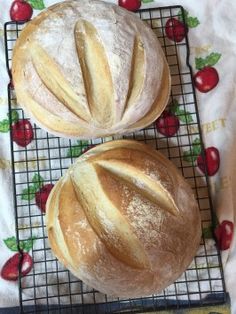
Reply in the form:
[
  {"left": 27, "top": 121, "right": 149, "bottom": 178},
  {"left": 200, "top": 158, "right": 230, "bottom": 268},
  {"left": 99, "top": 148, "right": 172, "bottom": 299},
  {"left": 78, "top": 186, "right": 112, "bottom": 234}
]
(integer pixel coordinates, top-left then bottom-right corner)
[
  {"left": 165, "top": 18, "right": 187, "bottom": 43},
  {"left": 10, "top": 0, "right": 33, "bottom": 22},
  {"left": 155, "top": 111, "right": 180, "bottom": 137},
  {"left": 194, "top": 67, "right": 219, "bottom": 93},
  {"left": 118, "top": 0, "right": 141, "bottom": 12},
  {"left": 214, "top": 220, "right": 234, "bottom": 250},
  {"left": 35, "top": 184, "right": 54, "bottom": 213},
  {"left": 1, "top": 252, "right": 33, "bottom": 281},
  {"left": 197, "top": 147, "right": 220, "bottom": 176},
  {"left": 12, "top": 119, "right": 34, "bottom": 147}
]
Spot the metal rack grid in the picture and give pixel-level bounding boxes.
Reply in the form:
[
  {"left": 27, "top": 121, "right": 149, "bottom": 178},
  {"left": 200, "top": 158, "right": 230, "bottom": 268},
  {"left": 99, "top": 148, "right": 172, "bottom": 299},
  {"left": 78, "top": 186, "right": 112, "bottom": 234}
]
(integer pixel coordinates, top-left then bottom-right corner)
[{"left": 4, "top": 5, "right": 228, "bottom": 313}]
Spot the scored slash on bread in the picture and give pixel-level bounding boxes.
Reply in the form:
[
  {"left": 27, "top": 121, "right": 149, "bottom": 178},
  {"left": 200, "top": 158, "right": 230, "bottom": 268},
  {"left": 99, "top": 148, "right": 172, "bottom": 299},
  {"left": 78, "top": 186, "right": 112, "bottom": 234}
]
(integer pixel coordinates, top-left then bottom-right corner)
[
  {"left": 94, "top": 160, "right": 179, "bottom": 216},
  {"left": 74, "top": 19, "right": 114, "bottom": 127},
  {"left": 30, "top": 42, "right": 92, "bottom": 122},
  {"left": 46, "top": 177, "right": 78, "bottom": 271},
  {"left": 46, "top": 140, "right": 201, "bottom": 297},
  {"left": 71, "top": 161, "right": 150, "bottom": 270},
  {"left": 121, "top": 35, "right": 145, "bottom": 121}
]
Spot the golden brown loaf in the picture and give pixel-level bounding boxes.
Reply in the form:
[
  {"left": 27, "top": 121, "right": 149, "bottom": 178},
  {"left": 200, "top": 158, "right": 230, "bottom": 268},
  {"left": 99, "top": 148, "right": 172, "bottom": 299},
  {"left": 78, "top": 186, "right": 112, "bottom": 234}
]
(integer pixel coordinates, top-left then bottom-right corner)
[
  {"left": 12, "top": 0, "right": 170, "bottom": 139},
  {"left": 46, "top": 140, "right": 201, "bottom": 297}
]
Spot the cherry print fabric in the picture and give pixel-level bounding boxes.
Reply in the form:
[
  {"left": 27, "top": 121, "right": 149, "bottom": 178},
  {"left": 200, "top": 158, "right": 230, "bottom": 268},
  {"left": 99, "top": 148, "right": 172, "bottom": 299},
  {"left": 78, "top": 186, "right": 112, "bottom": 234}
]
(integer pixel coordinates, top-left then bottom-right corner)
[{"left": 0, "top": 0, "right": 235, "bottom": 312}]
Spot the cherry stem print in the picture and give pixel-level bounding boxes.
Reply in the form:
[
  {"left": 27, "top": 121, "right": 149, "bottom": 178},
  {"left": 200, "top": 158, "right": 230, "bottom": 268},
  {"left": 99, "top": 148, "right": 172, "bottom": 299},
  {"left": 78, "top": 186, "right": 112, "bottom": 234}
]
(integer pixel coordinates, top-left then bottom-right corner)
[
  {"left": 165, "top": 9, "right": 200, "bottom": 43},
  {"left": 183, "top": 139, "right": 220, "bottom": 176},
  {"left": 21, "top": 174, "right": 54, "bottom": 213},
  {"left": 194, "top": 52, "right": 221, "bottom": 93},
  {"left": 1, "top": 236, "right": 36, "bottom": 281}
]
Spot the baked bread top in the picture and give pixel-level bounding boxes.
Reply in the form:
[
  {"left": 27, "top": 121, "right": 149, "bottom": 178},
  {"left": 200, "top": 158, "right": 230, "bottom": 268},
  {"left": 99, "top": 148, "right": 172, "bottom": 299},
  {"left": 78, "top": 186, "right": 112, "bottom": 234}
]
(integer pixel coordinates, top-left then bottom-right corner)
[
  {"left": 46, "top": 140, "right": 201, "bottom": 297},
  {"left": 12, "top": 0, "right": 170, "bottom": 139}
]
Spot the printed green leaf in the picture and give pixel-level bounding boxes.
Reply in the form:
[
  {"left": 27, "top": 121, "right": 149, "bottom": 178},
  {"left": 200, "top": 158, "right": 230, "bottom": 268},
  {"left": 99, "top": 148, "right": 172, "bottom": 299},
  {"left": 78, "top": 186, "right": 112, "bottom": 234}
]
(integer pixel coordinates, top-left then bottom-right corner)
[
  {"left": 32, "top": 173, "right": 44, "bottom": 190},
  {"left": 141, "top": 0, "right": 154, "bottom": 3},
  {"left": 170, "top": 99, "right": 194, "bottom": 124},
  {"left": 4, "top": 237, "right": 18, "bottom": 252},
  {"left": 183, "top": 151, "right": 196, "bottom": 163},
  {"left": 0, "top": 110, "right": 19, "bottom": 132},
  {"left": 192, "top": 137, "right": 201, "bottom": 146},
  {"left": 202, "top": 226, "right": 213, "bottom": 239},
  {"left": 21, "top": 174, "right": 44, "bottom": 201},
  {"left": 67, "top": 140, "right": 89, "bottom": 158},
  {"left": 8, "top": 110, "right": 19, "bottom": 124},
  {"left": 178, "top": 110, "right": 193, "bottom": 124},
  {"left": 21, "top": 236, "right": 37, "bottom": 252},
  {"left": 192, "top": 138, "right": 202, "bottom": 157},
  {"left": 187, "top": 16, "right": 200, "bottom": 28},
  {"left": 195, "top": 52, "right": 221, "bottom": 70},
  {"left": 26, "top": 0, "right": 45, "bottom": 10},
  {"left": 195, "top": 57, "right": 206, "bottom": 71},
  {"left": 183, "top": 137, "right": 201, "bottom": 163},
  {"left": 0, "top": 119, "right": 10, "bottom": 133},
  {"left": 21, "top": 185, "right": 38, "bottom": 201},
  {"left": 178, "top": 9, "right": 200, "bottom": 28},
  {"left": 205, "top": 52, "right": 221, "bottom": 67},
  {"left": 4, "top": 236, "right": 37, "bottom": 252},
  {"left": 67, "top": 146, "right": 83, "bottom": 158}
]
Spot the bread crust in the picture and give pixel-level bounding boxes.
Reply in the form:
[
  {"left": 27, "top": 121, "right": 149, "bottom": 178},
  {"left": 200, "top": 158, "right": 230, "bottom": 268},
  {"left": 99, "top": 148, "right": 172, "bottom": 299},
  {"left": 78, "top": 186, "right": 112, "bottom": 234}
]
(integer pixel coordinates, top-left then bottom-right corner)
[
  {"left": 12, "top": 0, "right": 171, "bottom": 139},
  {"left": 46, "top": 140, "right": 201, "bottom": 297}
]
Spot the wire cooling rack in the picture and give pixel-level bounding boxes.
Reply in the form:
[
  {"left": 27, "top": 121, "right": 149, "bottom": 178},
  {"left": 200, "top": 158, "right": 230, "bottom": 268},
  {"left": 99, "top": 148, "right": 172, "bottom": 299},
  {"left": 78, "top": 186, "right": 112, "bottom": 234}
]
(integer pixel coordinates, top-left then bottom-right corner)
[{"left": 4, "top": 5, "right": 228, "bottom": 314}]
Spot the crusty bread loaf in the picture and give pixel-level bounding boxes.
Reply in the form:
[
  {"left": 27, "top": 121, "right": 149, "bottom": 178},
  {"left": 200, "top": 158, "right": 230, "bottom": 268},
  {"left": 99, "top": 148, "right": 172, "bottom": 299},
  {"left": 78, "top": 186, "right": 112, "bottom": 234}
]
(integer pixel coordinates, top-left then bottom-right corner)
[
  {"left": 12, "top": 0, "right": 170, "bottom": 139},
  {"left": 46, "top": 140, "right": 201, "bottom": 297}
]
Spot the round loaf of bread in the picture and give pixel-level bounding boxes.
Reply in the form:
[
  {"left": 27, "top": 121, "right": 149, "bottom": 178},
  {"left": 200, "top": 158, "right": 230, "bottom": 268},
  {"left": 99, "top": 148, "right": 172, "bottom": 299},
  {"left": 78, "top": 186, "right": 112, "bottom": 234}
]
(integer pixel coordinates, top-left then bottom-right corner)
[
  {"left": 12, "top": 0, "right": 170, "bottom": 139},
  {"left": 46, "top": 140, "right": 201, "bottom": 297}
]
